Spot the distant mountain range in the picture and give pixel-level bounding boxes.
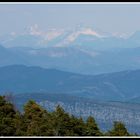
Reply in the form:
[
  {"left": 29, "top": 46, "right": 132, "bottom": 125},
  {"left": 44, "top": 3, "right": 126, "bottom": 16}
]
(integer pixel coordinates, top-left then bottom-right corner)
[
  {"left": 0, "top": 26, "right": 112, "bottom": 48},
  {"left": 1, "top": 42, "right": 140, "bottom": 75},
  {"left": 1, "top": 65, "right": 140, "bottom": 103},
  {"left": 1, "top": 27, "right": 140, "bottom": 75},
  {"left": 1, "top": 26, "right": 140, "bottom": 49}
]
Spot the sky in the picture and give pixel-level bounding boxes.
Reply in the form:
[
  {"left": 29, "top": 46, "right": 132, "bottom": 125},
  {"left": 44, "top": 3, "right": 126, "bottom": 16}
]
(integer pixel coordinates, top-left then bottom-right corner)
[{"left": 0, "top": 3, "right": 140, "bottom": 36}]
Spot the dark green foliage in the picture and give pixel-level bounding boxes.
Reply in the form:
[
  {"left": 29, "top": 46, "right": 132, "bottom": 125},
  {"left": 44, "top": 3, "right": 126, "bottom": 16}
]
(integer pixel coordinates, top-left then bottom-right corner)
[
  {"left": 85, "top": 116, "right": 102, "bottom": 136},
  {"left": 23, "top": 100, "right": 54, "bottom": 136},
  {"left": 106, "top": 121, "right": 130, "bottom": 136},
  {"left": 72, "top": 117, "right": 86, "bottom": 136},
  {"left": 0, "top": 96, "right": 17, "bottom": 136},
  {"left": 0, "top": 96, "right": 135, "bottom": 136},
  {"left": 51, "top": 105, "right": 73, "bottom": 136}
]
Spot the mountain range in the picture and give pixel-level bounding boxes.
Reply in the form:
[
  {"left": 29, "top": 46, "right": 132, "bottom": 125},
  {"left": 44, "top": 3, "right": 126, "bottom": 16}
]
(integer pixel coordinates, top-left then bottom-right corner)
[
  {"left": 0, "top": 43, "right": 140, "bottom": 75},
  {"left": 1, "top": 26, "right": 140, "bottom": 49},
  {"left": 1, "top": 26, "right": 140, "bottom": 135},
  {"left": 1, "top": 26, "right": 140, "bottom": 75},
  {"left": 1, "top": 64, "right": 140, "bottom": 103}
]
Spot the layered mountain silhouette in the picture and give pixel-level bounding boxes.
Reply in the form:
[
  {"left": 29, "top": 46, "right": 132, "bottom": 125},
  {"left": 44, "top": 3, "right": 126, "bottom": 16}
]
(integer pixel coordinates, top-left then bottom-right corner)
[
  {"left": 1, "top": 28, "right": 140, "bottom": 75},
  {"left": 1, "top": 64, "right": 140, "bottom": 102},
  {"left": 1, "top": 43, "right": 140, "bottom": 75}
]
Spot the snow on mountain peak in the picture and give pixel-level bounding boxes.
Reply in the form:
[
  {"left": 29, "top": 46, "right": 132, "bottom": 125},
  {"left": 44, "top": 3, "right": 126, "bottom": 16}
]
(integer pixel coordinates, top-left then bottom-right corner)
[
  {"left": 80, "top": 28, "right": 101, "bottom": 37},
  {"left": 44, "top": 29, "right": 64, "bottom": 41},
  {"left": 62, "top": 27, "right": 102, "bottom": 44},
  {"left": 29, "top": 24, "right": 64, "bottom": 44}
]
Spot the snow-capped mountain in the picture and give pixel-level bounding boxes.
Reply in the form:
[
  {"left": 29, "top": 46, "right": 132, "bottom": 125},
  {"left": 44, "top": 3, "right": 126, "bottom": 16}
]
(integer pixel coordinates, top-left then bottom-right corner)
[
  {"left": 1, "top": 25, "right": 140, "bottom": 75},
  {"left": 0, "top": 24, "right": 109, "bottom": 48},
  {"left": 0, "top": 24, "right": 136, "bottom": 51}
]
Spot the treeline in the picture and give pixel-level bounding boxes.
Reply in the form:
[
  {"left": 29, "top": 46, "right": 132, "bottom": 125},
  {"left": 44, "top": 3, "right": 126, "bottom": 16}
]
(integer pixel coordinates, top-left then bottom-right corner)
[{"left": 0, "top": 95, "right": 137, "bottom": 136}]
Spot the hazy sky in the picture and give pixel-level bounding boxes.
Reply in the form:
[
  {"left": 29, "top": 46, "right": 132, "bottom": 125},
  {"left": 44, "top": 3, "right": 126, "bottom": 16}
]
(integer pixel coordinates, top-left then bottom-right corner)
[{"left": 1, "top": 3, "right": 140, "bottom": 35}]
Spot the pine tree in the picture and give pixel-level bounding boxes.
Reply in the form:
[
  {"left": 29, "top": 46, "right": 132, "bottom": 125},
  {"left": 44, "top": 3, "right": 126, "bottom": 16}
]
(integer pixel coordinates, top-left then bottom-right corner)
[
  {"left": 0, "top": 96, "right": 17, "bottom": 136},
  {"left": 23, "top": 100, "right": 53, "bottom": 136},
  {"left": 52, "top": 105, "right": 73, "bottom": 136},
  {"left": 13, "top": 111, "right": 25, "bottom": 136},
  {"left": 85, "top": 116, "right": 102, "bottom": 136},
  {"left": 107, "top": 121, "right": 130, "bottom": 136},
  {"left": 69, "top": 116, "right": 86, "bottom": 136}
]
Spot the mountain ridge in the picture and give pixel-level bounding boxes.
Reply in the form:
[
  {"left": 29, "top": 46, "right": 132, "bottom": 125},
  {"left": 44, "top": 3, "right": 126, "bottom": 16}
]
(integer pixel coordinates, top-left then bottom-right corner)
[{"left": 1, "top": 64, "right": 140, "bottom": 102}]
